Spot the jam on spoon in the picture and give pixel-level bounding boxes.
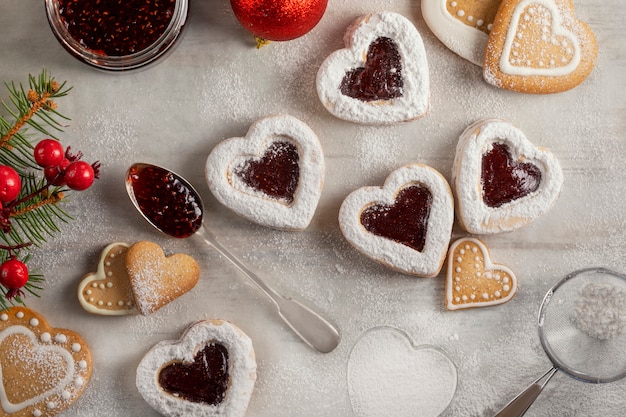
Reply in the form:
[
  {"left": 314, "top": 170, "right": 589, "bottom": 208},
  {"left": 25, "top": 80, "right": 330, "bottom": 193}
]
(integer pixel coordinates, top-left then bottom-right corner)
[{"left": 125, "top": 163, "right": 340, "bottom": 353}]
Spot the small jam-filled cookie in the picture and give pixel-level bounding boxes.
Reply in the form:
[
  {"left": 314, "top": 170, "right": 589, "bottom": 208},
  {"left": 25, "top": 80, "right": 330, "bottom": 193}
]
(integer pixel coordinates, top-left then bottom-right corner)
[
  {"left": 316, "top": 12, "right": 430, "bottom": 124},
  {"left": 483, "top": 0, "right": 597, "bottom": 93},
  {"left": 126, "top": 241, "right": 200, "bottom": 315},
  {"left": 422, "top": 0, "right": 501, "bottom": 66},
  {"left": 0, "top": 307, "right": 92, "bottom": 417},
  {"left": 136, "top": 319, "right": 256, "bottom": 417},
  {"left": 339, "top": 164, "right": 454, "bottom": 277},
  {"left": 452, "top": 119, "right": 563, "bottom": 234},
  {"left": 77, "top": 242, "right": 136, "bottom": 315},
  {"left": 446, "top": 238, "right": 518, "bottom": 310},
  {"left": 205, "top": 114, "right": 324, "bottom": 230}
]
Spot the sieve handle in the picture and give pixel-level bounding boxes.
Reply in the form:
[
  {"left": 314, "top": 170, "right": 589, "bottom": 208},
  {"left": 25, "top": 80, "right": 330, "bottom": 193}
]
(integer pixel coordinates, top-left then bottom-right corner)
[{"left": 493, "top": 368, "right": 558, "bottom": 417}]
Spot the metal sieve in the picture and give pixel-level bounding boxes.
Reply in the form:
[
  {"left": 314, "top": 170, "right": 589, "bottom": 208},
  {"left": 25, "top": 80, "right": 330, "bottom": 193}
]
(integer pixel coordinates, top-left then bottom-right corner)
[{"left": 494, "top": 267, "right": 626, "bottom": 417}]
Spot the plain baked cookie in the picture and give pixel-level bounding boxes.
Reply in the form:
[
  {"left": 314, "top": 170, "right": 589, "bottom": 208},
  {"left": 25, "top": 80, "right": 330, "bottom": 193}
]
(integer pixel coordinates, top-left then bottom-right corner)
[
  {"left": 422, "top": 0, "right": 501, "bottom": 66},
  {"left": 0, "top": 307, "right": 92, "bottom": 417},
  {"left": 452, "top": 119, "right": 563, "bottom": 234},
  {"left": 339, "top": 164, "right": 454, "bottom": 277},
  {"left": 446, "top": 237, "right": 518, "bottom": 310},
  {"left": 316, "top": 11, "right": 430, "bottom": 124},
  {"left": 136, "top": 319, "right": 256, "bottom": 417},
  {"left": 126, "top": 241, "right": 200, "bottom": 315},
  {"left": 483, "top": 0, "right": 598, "bottom": 93},
  {"left": 205, "top": 114, "right": 324, "bottom": 231}
]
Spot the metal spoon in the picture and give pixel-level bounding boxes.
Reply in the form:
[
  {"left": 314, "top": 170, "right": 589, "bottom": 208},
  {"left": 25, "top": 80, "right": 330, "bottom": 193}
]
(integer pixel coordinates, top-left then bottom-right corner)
[{"left": 125, "top": 162, "right": 340, "bottom": 353}]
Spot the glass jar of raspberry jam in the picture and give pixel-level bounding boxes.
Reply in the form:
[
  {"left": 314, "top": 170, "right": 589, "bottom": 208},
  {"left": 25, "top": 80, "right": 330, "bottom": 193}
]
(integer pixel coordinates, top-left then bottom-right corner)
[{"left": 45, "top": 0, "right": 188, "bottom": 71}]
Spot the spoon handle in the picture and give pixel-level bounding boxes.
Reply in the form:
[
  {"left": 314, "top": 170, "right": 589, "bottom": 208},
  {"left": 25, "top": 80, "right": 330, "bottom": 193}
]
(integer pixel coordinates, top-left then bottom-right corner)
[{"left": 196, "top": 225, "right": 340, "bottom": 353}]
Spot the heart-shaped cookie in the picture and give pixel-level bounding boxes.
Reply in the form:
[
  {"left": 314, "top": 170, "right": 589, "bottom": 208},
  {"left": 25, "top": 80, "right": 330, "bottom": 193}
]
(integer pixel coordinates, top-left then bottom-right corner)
[
  {"left": 316, "top": 11, "right": 430, "bottom": 124},
  {"left": 446, "top": 237, "right": 518, "bottom": 310},
  {"left": 136, "top": 319, "right": 256, "bottom": 417},
  {"left": 205, "top": 114, "right": 324, "bottom": 230},
  {"left": 422, "top": 0, "right": 501, "bottom": 66},
  {"left": 0, "top": 307, "right": 92, "bottom": 417},
  {"left": 77, "top": 242, "right": 137, "bottom": 315},
  {"left": 452, "top": 119, "right": 563, "bottom": 234},
  {"left": 483, "top": 0, "right": 597, "bottom": 93},
  {"left": 125, "top": 241, "right": 200, "bottom": 315},
  {"left": 348, "top": 327, "right": 457, "bottom": 417},
  {"left": 339, "top": 164, "right": 454, "bottom": 277}
]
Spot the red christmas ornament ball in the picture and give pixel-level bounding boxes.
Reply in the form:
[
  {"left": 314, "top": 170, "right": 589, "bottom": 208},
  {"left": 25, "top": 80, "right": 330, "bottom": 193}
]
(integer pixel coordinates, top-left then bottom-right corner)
[
  {"left": 0, "top": 165, "right": 21, "bottom": 203},
  {"left": 231, "top": 0, "right": 328, "bottom": 41}
]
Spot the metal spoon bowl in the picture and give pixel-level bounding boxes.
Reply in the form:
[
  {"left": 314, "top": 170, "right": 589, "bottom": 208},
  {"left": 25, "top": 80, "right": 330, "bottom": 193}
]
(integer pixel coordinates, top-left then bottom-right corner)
[{"left": 125, "top": 162, "right": 340, "bottom": 353}]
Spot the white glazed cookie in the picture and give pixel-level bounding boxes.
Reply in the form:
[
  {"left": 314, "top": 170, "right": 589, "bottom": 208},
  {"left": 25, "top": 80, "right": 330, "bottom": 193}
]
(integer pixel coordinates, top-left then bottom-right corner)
[
  {"left": 316, "top": 11, "right": 430, "bottom": 124},
  {"left": 77, "top": 242, "right": 137, "bottom": 315},
  {"left": 205, "top": 114, "right": 324, "bottom": 230},
  {"left": 446, "top": 237, "right": 518, "bottom": 310},
  {"left": 339, "top": 164, "right": 454, "bottom": 277},
  {"left": 422, "top": 0, "right": 501, "bottom": 66},
  {"left": 136, "top": 319, "right": 256, "bottom": 417},
  {"left": 452, "top": 119, "right": 563, "bottom": 234},
  {"left": 0, "top": 307, "right": 92, "bottom": 417},
  {"left": 483, "top": 0, "right": 598, "bottom": 93}
]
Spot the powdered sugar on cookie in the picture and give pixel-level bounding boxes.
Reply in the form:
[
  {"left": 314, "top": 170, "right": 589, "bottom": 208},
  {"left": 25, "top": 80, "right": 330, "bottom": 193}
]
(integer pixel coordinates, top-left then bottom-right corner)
[
  {"left": 339, "top": 164, "right": 454, "bottom": 277},
  {"left": 316, "top": 12, "right": 430, "bottom": 124},
  {"left": 136, "top": 319, "right": 256, "bottom": 417},
  {"left": 205, "top": 114, "right": 324, "bottom": 230},
  {"left": 452, "top": 119, "right": 563, "bottom": 234}
]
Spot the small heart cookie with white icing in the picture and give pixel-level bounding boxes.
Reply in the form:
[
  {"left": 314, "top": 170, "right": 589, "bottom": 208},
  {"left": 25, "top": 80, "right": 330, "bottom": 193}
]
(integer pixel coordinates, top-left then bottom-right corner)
[
  {"left": 0, "top": 307, "right": 92, "bottom": 417},
  {"left": 205, "top": 114, "right": 324, "bottom": 230},
  {"left": 77, "top": 242, "right": 136, "bottom": 315},
  {"left": 339, "top": 164, "right": 454, "bottom": 277},
  {"left": 136, "top": 319, "right": 256, "bottom": 417},
  {"left": 446, "top": 238, "right": 518, "bottom": 310},
  {"left": 452, "top": 119, "right": 563, "bottom": 234},
  {"left": 316, "top": 11, "right": 430, "bottom": 124},
  {"left": 422, "top": 0, "right": 501, "bottom": 66},
  {"left": 126, "top": 241, "right": 200, "bottom": 315},
  {"left": 483, "top": 0, "right": 597, "bottom": 93}
]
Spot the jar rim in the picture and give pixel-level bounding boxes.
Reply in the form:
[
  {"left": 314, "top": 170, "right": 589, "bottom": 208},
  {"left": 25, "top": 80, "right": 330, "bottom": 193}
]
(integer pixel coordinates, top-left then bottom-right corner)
[{"left": 45, "top": 0, "right": 189, "bottom": 71}]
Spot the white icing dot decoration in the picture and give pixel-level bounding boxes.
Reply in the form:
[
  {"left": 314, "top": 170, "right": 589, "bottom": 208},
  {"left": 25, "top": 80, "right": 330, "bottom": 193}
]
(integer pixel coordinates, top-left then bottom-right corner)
[
  {"left": 106, "top": 282, "right": 113, "bottom": 288},
  {"left": 477, "top": 19, "right": 484, "bottom": 26},
  {"left": 0, "top": 314, "right": 7, "bottom": 321},
  {"left": 72, "top": 342, "right": 82, "bottom": 352},
  {"left": 106, "top": 271, "right": 113, "bottom": 277},
  {"left": 78, "top": 360, "right": 88, "bottom": 369},
  {"left": 33, "top": 410, "right": 42, "bottom": 417},
  {"left": 47, "top": 402, "right": 55, "bottom": 409},
  {"left": 86, "top": 289, "right": 92, "bottom": 295},
  {"left": 91, "top": 283, "right": 98, "bottom": 288},
  {"left": 105, "top": 261, "right": 111, "bottom": 266},
  {"left": 457, "top": 10, "right": 465, "bottom": 17},
  {"left": 16, "top": 311, "right": 24, "bottom": 319},
  {"left": 29, "top": 318, "right": 39, "bottom": 327},
  {"left": 41, "top": 332, "right": 51, "bottom": 343},
  {"left": 75, "top": 376, "right": 84, "bottom": 387},
  {"left": 118, "top": 300, "right": 125, "bottom": 306},
  {"left": 62, "top": 391, "right": 71, "bottom": 400},
  {"left": 482, "top": 293, "right": 489, "bottom": 300},
  {"left": 55, "top": 334, "right": 67, "bottom": 343}
]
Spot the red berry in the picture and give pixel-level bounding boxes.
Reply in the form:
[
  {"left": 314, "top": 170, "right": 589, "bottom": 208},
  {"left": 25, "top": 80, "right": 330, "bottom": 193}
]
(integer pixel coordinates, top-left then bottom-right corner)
[
  {"left": 64, "top": 161, "right": 95, "bottom": 190},
  {"left": 44, "top": 158, "right": 70, "bottom": 186},
  {"left": 0, "top": 165, "right": 21, "bottom": 203},
  {"left": 0, "top": 259, "right": 29, "bottom": 290},
  {"left": 34, "top": 139, "right": 65, "bottom": 168}
]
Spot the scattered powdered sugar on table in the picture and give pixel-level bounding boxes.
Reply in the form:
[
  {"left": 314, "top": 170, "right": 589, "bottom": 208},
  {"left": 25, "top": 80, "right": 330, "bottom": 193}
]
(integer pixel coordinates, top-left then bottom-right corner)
[{"left": 574, "top": 282, "right": 625, "bottom": 340}]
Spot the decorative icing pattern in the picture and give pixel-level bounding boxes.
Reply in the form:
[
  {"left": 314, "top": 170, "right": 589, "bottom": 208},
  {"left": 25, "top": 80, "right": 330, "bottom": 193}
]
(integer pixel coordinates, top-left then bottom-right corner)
[
  {"left": 0, "top": 307, "right": 91, "bottom": 417},
  {"left": 446, "top": 0, "right": 496, "bottom": 34},
  {"left": 446, "top": 238, "right": 518, "bottom": 310},
  {"left": 500, "top": 0, "right": 580, "bottom": 76}
]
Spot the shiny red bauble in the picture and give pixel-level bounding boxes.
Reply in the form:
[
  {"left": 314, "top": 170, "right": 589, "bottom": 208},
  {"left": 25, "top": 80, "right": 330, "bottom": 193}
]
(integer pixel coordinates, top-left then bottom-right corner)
[
  {"left": 0, "top": 259, "right": 29, "bottom": 290},
  {"left": 0, "top": 165, "right": 21, "bottom": 203},
  {"left": 34, "top": 139, "right": 65, "bottom": 168},
  {"left": 230, "top": 0, "right": 328, "bottom": 41},
  {"left": 64, "top": 160, "right": 95, "bottom": 191}
]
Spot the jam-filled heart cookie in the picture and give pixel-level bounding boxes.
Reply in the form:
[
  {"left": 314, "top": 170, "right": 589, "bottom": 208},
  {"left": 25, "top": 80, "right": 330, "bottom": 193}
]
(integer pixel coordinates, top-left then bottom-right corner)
[
  {"left": 316, "top": 11, "right": 430, "bottom": 125},
  {"left": 483, "top": 0, "right": 598, "bottom": 93},
  {"left": 446, "top": 237, "right": 518, "bottom": 310},
  {"left": 452, "top": 119, "right": 563, "bottom": 234},
  {"left": 339, "top": 164, "right": 454, "bottom": 277},
  {"left": 126, "top": 241, "right": 200, "bottom": 315},
  {"left": 0, "top": 307, "right": 92, "bottom": 417},
  {"left": 77, "top": 242, "right": 136, "bottom": 315},
  {"left": 205, "top": 114, "right": 324, "bottom": 230},
  {"left": 136, "top": 319, "right": 256, "bottom": 417},
  {"left": 422, "top": 0, "right": 501, "bottom": 66}
]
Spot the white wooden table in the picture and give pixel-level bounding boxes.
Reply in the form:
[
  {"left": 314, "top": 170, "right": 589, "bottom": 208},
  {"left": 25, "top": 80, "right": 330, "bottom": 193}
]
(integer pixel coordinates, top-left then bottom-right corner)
[{"left": 0, "top": 0, "right": 624, "bottom": 416}]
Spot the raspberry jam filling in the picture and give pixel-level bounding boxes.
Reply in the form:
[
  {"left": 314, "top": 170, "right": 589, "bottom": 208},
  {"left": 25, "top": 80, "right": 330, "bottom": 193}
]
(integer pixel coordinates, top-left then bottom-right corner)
[
  {"left": 360, "top": 184, "right": 433, "bottom": 252},
  {"left": 158, "top": 343, "right": 229, "bottom": 405},
  {"left": 481, "top": 142, "right": 542, "bottom": 208},
  {"left": 235, "top": 141, "right": 300, "bottom": 204},
  {"left": 340, "top": 37, "right": 404, "bottom": 101}
]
